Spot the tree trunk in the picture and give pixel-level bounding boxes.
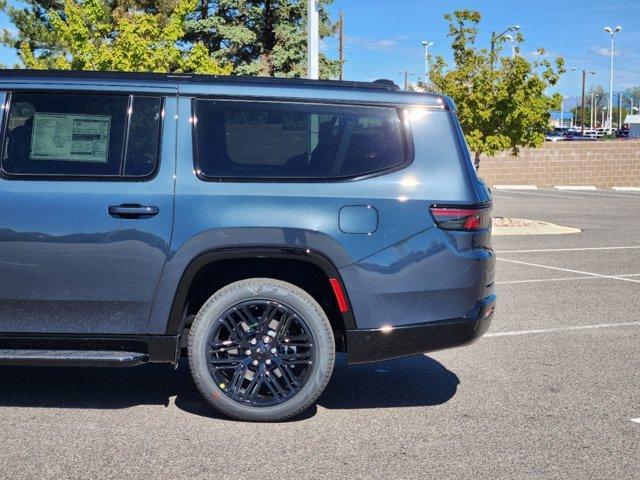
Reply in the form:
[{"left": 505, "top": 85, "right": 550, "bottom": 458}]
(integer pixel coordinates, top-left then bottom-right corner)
[{"left": 474, "top": 151, "right": 481, "bottom": 171}]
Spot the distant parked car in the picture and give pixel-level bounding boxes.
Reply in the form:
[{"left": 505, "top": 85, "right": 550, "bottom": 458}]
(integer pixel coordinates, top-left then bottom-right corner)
[{"left": 545, "top": 131, "right": 565, "bottom": 142}]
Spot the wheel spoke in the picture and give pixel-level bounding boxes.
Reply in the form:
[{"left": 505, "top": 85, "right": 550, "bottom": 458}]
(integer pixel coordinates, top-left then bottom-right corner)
[
  {"left": 263, "top": 372, "right": 287, "bottom": 399},
  {"left": 209, "top": 356, "right": 244, "bottom": 368},
  {"left": 246, "top": 374, "right": 264, "bottom": 403},
  {"left": 275, "top": 312, "right": 293, "bottom": 339},
  {"left": 229, "top": 364, "right": 247, "bottom": 395}
]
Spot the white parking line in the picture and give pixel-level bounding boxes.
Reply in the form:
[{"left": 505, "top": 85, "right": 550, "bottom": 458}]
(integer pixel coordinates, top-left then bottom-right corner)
[
  {"left": 491, "top": 195, "right": 515, "bottom": 199},
  {"left": 497, "top": 246, "right": 640, "bottom": 254},
  {"left": 497, "top": 257, "right": 640, "bottom": 284},
  {"left": 496, "top": 273, "right": 640, "bottom": 285},
  {"left": 499, "top": 190, "right": 584, "bottom": 199},
  {"left": 631, "top": 418, "right": 640, "bottom": 424},
  {"left": 554, "top": 190, "right": 640, "bottom": 199},
  {"left": 484, "top": 321, "right": 640, "bottom": 338}
]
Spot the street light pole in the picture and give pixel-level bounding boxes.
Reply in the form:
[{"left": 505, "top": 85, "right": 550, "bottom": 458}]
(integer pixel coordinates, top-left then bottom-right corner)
[
  {"left": 421, "top": 41, "right": 433, "bottom": 87},
  {"left": 560, "top": 95, "right": 570, "bottom": 129},
  {"left": 306, "top": 0, "right": 319, "bottom": 80},
  {"left": 490, "top": 25, "right": 520, "bottom": 65},
  {"left": 590, "top": 92, "right": 595, "bottom": 130},
  {"left": 604, "top": 25, "right": 622, "bottom": 132},
  {"left": 618, "top": 92, "right": 623, "bottom": 129}
]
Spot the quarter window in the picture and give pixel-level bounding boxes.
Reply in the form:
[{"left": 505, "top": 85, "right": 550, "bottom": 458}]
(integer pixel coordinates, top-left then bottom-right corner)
[
  {"left": 1, "top": 92, "right": 162, "bottom": 178},
  {"left": 194, "top": 99, "right": 409, "bottom": 179}
]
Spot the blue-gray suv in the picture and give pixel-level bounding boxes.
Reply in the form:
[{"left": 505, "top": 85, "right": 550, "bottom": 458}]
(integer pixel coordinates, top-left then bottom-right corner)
[{"left": 0, "top": 70, "right": 495, "bottom": 421}]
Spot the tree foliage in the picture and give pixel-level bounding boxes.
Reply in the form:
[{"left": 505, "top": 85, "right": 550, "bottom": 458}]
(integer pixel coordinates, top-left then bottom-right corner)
[
  {"left": 1, "top": 0, "right": 339, "bottom": 78},
  {"left": 12, "top": 0, "right": 231, "bottom": 73},
  {"left": 184, "top": 0, "right": 339, "bottom": 77},
  {"left": 430, "top": 10, "right": 565, "bottom": 167}
]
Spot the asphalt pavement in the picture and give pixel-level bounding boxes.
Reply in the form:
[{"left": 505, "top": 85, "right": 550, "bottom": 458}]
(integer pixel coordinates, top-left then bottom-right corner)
[{"left": 1, "top": 188, "right": 639, "bottom": 479}]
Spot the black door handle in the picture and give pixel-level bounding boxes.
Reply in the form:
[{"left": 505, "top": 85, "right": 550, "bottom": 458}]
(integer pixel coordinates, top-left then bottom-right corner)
[{"left": 108, "top": 204, "right": 159, "bottom": 219}]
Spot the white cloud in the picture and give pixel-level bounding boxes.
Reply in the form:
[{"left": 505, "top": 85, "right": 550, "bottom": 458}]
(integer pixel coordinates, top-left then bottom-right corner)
[
  {"left": 348, "top": 36, "right": 399, "bottom": 51},
  {"left": 590, "top": 46, "right": 621, "bottom": 57}
]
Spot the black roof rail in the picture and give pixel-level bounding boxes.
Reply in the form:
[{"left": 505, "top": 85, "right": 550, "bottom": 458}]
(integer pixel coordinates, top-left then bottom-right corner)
[{"left": 0, "top": 69, "right": 401, "bottom": 92}]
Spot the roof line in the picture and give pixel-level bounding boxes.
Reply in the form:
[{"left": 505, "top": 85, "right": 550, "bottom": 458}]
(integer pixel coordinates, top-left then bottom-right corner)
[{"left": 0, "top": 69, "right": 403, "bottom": 92}]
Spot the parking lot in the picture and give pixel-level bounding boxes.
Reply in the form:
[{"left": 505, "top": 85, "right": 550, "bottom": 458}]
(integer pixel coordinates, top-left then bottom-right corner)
[{"left": 1, "top": 188, "right": 639, "bottom": 480}]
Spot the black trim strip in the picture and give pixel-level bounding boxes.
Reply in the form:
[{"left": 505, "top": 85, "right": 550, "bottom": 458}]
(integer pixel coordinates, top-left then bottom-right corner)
[
  {"left": 0, "top": 334, "right": 180, "bottom": 364},
  {"left": 346, "top": 295, "right": 496, "bottom": 365}
]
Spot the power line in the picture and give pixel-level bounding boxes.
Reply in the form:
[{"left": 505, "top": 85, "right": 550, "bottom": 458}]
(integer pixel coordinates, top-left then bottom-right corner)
[{"left": 539, "top": 47, "right": 640, "bottom": 76}]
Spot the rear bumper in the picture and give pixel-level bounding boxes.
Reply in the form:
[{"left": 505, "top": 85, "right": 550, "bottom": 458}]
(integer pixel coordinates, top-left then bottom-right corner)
[{"left": 346, "top": 295, "right": 495, "bottom": 365}]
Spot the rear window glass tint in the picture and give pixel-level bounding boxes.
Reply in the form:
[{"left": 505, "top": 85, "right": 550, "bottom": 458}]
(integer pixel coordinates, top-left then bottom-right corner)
[{"left": 194, "top": 100, "right": 408, "bottom": 179}]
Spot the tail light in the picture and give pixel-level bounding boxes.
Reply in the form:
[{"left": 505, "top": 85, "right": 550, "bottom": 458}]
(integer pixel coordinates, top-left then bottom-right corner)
[{"left": 429, "top": 205, "right": 492, "bottom": 231}]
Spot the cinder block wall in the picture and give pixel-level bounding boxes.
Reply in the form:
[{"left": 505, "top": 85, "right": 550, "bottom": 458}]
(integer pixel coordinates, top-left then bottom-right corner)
[{"left": 478, "top": 140, "right": 640, "bottom": 188}]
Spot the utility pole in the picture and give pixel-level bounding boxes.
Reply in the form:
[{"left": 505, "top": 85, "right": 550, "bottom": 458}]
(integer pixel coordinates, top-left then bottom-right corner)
[
  {"left": 399, "top": 70, "right": 414, "bottom": 91},
  {"left": 306, "top": 0, "right": 319, "bottom": 80},
  {"left": 338, "top": 10, "right": 344, "bottom": 81},
  {"left": 572, "top": 68, "right": 596, "bottom": 134}
]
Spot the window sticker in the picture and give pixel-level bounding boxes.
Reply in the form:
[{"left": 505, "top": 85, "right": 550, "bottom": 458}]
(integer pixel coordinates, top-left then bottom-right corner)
[{"left": 29, "top": 113, "right": 111, "bottom": 163}]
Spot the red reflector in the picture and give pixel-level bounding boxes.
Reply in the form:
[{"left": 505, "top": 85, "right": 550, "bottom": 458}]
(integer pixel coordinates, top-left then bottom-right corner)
[{"left": 329, "top": 278, "right": 349, "bottom": 313}]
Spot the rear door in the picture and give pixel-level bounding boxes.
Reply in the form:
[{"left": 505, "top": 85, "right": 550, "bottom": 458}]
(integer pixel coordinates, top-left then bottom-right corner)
[{"left": 0, "top": 86, "right": 177, "bottom": 334}]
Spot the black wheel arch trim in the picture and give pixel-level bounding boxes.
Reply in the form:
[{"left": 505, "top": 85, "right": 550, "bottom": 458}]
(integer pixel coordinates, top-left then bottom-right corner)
[{"left": 165, "top": 246, "right": 357, "bottom": 336}]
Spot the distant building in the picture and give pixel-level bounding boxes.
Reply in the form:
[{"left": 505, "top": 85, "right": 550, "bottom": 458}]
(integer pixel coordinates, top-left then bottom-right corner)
[
  {"left": 625, "top": 114, "right": 640, "bottom": 139},
  {"left": 549, "top": 110, "right": 573, "bottom": 128}
]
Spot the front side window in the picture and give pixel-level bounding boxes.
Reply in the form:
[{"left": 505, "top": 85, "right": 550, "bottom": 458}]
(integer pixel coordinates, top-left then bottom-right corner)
[
  {"left": 194, "top": 99, "right": 409, "bottom": 180},
  {"left": 1, "top": 92, "right": 162, "bottom": 178}
]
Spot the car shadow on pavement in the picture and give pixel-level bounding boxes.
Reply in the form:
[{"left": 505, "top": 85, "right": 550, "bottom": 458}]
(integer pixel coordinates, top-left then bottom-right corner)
[
  {"left": 0, "top": 354, "right": 458, "bottom": 420},
  {"left": 317, "top": 353, "right": 459, "bottom": 410}
]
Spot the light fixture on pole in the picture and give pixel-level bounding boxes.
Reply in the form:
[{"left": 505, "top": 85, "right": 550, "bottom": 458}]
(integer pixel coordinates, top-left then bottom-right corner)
[
  {"left": 504, "top": 35, "right": 516, "bottom": 58},
  {"left": 603, "top": 25, "right": 622, "bottom": 132},
  {"left": 421, "top": 41, "right": 433, "bottom": 85},
  {"left": 490, "top": 25, "right": 520, "bottom": 63}
]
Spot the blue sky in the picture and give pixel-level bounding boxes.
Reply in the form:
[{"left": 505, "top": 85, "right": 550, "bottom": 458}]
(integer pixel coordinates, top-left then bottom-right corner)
[
  {"left": 1, "top": 0, "right": 638, "bottom": 98},
  {"left": 323, "top": 0, "right": 640, "bottom": 98}
]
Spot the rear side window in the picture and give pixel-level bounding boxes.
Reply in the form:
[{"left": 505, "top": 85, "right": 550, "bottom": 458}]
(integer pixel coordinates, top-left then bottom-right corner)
[
  {"left": 194, "top": 99, "right": 409, "bottom": 180},
  {"left": 1, "top": 92, "right": 162, "bottom": 178}
]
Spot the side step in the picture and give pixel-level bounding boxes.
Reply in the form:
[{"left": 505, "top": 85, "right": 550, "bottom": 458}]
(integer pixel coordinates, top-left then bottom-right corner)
[{"left": 0, "top": 349, "right": 149, "bottom": 367}]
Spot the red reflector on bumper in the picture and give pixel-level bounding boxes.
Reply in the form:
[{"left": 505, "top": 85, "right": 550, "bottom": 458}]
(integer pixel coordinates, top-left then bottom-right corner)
[{"left": 329, "top": 278, "right": 349, "bottom": 313}]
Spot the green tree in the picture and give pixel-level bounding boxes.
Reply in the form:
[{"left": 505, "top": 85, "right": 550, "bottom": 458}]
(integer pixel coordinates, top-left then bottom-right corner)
[
  {"left": 16, "top": 0, "right": 231, "bottom": 73},
  {"left": 430, "top": 10, "right": 565, "bottom": 168},
  {"left": 2, "top": 0, "right": 340, "bottom": 78},
  {"left": 184, "top": 0, "right": 339, "bottom": 78}
]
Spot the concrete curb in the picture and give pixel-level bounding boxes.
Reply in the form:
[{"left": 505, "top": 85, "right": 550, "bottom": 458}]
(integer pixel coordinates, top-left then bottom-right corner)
[
  {"left": 612, "top": 187, "right": 640, "bottom": 191},
  {"left": 493, "top": 185, "right": 538, "bottom": 190},
  {"left": 554, "top": 185, "right": 597, "bottom": 191}
]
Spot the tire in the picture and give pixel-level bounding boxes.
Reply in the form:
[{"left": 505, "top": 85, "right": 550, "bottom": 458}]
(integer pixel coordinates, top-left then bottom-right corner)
[{"left": 188, "top": 278, "right": 335, "bottom": 422}]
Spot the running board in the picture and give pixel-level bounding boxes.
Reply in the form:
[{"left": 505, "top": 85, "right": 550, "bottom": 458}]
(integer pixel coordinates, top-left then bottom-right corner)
[{"left": 0, "top": 349, "right": 149, "bottom": 367}]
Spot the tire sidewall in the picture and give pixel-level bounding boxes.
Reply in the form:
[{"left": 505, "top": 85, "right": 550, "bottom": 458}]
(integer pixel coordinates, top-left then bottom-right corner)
[{"left": 189, "top": 278, "right": 334, "bottom": 421}]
